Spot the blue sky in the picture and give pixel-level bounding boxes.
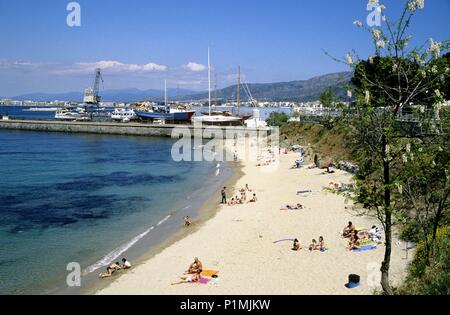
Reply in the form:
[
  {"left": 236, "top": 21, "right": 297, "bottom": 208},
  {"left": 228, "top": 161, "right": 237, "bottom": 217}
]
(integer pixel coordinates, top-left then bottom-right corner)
[{"left": 0, "top": 0, "right": 449, "bottom": 96}]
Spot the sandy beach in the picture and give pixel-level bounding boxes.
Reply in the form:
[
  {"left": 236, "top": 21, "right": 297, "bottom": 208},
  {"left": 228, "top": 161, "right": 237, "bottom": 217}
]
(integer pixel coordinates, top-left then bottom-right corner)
[{"left": 97, "top": 149, "right": 412, "bottom": 295}]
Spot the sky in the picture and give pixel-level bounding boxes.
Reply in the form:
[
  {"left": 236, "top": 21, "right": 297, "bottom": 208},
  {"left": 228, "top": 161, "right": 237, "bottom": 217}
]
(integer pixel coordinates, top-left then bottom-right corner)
[{"left": 0, "top": 0, "right": 449, "bottom": 96}]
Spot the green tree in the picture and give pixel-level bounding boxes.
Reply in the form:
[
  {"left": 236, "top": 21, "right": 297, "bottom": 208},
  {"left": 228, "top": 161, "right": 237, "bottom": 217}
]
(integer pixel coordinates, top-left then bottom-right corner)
[
  {"left": 342, "top": 0, "right": 449, "bottom": 294},
  {"left": 319, "top": 87, "right": 338, "bottom": 108},
  {"left": 266, "top": 112, "right": 289, "bottom": 127}
]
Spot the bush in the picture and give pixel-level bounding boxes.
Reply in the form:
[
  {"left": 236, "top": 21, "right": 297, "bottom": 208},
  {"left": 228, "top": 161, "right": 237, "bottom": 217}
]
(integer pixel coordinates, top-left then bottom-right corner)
[
  {"left": 400, "top": 226, "right": 450, "bottom": 295},
  {"left": 266, "top": 112, "right": 289, "bottom": 127}
]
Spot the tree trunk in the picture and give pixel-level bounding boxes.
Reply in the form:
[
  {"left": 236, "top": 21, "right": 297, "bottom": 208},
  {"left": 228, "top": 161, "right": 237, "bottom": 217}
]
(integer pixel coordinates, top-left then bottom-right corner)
[{"left": 380, "top": 135, "right": 394, "bottom": 295}]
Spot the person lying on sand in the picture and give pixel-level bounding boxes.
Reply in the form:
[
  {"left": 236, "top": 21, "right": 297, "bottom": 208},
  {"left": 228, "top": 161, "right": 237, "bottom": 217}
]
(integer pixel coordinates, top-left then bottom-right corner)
[
  {"left": 99, "top": 267, "right": 115, "bottom": 278},
  {"left": 280, "top": 203, "right": 304, "bottom": 210},
  {"left": 172, "top": 271, "right": 201, "bottom": 285},
  {"left": 186, "top": 257, "right": 203, "bottom": 275},
  {"left": 248, "top": 193, "right": 258, "bottom": 203},
  {"left": 228, "top": 198, "right": 236, "bottom": 206},
  {"left": 109, "top": 262, "right": 122, "bottom": 271},
  {"left": 121, "top": 258, "right": 132, "bottom": 269},
  {"left": 292, "top": 238, "right": 301, "bottom": 251},
  {"left": 343, "top": 221, "right": 356, "bottom": 238}
]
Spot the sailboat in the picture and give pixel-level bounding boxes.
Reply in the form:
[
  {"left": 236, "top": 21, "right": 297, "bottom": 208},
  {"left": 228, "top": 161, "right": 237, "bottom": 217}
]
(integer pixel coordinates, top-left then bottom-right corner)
[
  {"left": 192, "top": 48, "right": 244, "bottom": 126},
  {"left": 135, "top": 80, "right": 195, "bottom": 122}
]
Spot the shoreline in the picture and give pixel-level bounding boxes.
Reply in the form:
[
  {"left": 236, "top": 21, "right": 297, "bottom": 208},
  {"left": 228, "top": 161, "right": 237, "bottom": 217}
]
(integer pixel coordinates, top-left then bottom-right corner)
[
  {"left": 96, "top": 150, "right": 413, "bottom": 295},
  {"left": 81, "top": 160, "right": 244, "bottom": 295}
]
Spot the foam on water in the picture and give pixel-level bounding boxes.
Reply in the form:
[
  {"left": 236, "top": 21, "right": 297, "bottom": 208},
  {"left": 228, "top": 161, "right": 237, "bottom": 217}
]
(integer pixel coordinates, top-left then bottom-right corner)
[
  {"left": 83, "top": 225, "right": 154, "bottom": 274},
  {"left": 83, "top": 214, "right": 173, "bottom": 274}
]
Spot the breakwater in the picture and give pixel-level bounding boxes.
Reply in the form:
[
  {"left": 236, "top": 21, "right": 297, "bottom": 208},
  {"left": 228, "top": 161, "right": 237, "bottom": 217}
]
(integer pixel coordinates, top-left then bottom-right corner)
[{"left": 0, "top": 119, "right": 270, "bottom": 138}]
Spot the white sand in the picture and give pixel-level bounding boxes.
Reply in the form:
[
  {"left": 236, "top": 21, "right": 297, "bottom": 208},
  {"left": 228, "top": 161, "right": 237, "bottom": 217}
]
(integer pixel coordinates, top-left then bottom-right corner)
[{"left": 97, "top": 151, "right": 411, "bottom": 295}]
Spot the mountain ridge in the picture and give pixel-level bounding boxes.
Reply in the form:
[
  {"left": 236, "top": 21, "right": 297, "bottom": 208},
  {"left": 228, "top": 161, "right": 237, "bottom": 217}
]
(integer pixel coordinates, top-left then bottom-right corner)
[{"left": 6, "top": 71, "right": 353, "bottom": 103}]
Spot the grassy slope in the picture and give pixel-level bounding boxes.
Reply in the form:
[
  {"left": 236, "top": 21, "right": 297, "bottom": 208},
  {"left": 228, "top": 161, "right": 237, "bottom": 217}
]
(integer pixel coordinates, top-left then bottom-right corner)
[{"left": 280, "top": 122, "right": 354, "bottom": 164}]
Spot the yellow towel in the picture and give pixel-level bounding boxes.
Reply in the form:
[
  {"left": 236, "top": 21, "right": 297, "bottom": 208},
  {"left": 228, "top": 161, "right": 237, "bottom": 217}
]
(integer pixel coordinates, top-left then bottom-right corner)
[{"left": 201, "top": 269, "right": 219, "bottom": 277}]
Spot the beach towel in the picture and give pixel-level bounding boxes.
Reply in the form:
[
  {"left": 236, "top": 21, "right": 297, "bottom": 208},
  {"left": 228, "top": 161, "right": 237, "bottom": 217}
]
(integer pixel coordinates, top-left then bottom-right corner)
[
  {"left": 201, "top": 270, "right": 219, "bottom": 277},
  {"left": 353, "top": 245, "right": 377, "bottom": 252},
  {"left": 359, "top": 240, "right": 377, "bottom": 247},
  {"left": 189, "top": 277, "right": 211, "bottom": 285}
]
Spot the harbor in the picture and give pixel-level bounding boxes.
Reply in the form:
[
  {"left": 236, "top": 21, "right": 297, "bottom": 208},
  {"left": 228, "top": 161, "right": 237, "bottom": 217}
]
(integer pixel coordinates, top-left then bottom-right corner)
[{"left": 0, "top": 119, "right": 271, "bottom": 138}]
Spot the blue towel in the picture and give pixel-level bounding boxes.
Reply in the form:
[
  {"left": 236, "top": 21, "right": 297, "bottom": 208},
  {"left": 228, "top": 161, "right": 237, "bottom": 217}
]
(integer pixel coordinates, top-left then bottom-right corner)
[{"left": 353, "top": 245, "right": 376, "bottom": 252}]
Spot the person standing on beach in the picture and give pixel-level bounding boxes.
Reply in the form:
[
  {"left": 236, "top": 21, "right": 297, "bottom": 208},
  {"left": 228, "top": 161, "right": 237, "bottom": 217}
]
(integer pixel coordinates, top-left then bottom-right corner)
[{"left": 221, "top": 187, "right": 227, "bottom": 204}]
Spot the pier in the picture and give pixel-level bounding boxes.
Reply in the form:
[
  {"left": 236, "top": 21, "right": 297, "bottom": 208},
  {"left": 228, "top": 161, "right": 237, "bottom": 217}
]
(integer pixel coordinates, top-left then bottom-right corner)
[{"left": 0, "top": 119, "right": 271, "bottom": 138}]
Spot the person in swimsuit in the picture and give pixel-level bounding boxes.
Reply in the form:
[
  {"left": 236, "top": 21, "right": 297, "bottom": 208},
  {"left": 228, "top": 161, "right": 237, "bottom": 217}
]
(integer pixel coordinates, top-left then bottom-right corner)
[
  {"left": 186, "top": 257, "right": 203, "bottom": 275},
  {"left": 99, "top": 267, "right": 115, "bottom": 278},
  {"left": 172, "top": 270, "right": 201, "bottom": 285},
  {"left": 343, "top": 221, "right": 355, "bottom": 238},
  {"left": 292, "top": 238, "right": 301, "bottom": 251}
]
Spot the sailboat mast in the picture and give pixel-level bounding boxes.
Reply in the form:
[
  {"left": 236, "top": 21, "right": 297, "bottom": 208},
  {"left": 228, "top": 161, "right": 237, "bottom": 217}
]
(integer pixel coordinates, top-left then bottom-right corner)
[
  {"left": 208, "top": 48, "right": 212, "bottom": 116},
  {"left": 164, "top": 79, "right": 168, "bottom": 108},
  {"left": 237, "top": 66, "right": 241, "bottom": 116}
]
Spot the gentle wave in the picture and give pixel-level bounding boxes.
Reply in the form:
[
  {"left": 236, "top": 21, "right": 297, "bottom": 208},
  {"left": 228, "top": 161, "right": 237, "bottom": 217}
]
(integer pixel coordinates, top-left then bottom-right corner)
[
  {"left": 156, "top": 215, "right": 171, "bottom": 227},
  {"left": 83, "top": 214, "right": 173, "bottom": 274},
  {"left": 83, "top": 215, "right": 174, "bottom": 275}
]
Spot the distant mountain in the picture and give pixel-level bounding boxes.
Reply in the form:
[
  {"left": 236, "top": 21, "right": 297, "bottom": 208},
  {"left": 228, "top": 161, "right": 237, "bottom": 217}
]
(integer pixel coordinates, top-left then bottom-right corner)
[
  {"left": 184, "top": 71, "right": 353, "bottom": 102},
  {"left": 10, "top": 88, "right": 198, "bottom": 103},
  {"left": 7, "top": 71, "right": 353, "bottom": 103}
]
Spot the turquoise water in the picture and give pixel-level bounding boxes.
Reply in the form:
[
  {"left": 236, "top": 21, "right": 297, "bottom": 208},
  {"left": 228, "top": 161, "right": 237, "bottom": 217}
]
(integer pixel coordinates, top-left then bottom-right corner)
[{"left": 0, "top": 130, "right": 230, "bottom": 294}]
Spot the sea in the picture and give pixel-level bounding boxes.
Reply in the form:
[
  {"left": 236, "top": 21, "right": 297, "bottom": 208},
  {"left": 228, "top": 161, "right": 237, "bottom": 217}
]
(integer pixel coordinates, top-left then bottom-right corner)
[
  {"left": 0, "top": 128, "right": 232, "bottom": 294},
  {"left": 0, "top": 105, "right": 292, "bottom": 295}
]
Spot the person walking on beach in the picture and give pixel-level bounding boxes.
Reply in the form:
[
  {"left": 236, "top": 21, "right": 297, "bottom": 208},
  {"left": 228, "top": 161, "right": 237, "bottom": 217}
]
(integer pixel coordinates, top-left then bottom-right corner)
[
  {"left": 184, "top": 216, "right": 191, "bottom": 227},
  {"left": 221, "top": 187, "right": 227, "bottom": 204}
]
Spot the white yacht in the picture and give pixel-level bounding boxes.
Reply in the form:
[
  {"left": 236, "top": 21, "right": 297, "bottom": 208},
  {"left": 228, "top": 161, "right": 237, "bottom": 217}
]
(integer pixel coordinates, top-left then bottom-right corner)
[
  {"left": 110, "top": 107, "right": 137, "bottom": 122},
  {"left": 55, "top": 107, "right": 90, "bottom": 121}
]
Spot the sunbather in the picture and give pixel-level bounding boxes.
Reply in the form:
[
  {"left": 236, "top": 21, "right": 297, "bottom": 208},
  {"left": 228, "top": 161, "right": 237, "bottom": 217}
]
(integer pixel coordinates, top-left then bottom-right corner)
[
  {"left": 318, "top": 236, "right": 327, "bottom": 251},
  {"left": 292, "top": 238, "right": 301, "bottom": 251},
  {"left": 109, "top": 262, "right": 122, "bottom": 271},
  {"left": 343, "top": 221, "right": 356, "bottom": 238},
  {"left": 172, "top": 271, "right": 201, "bottom": 285},
  {"left": 369, "top": 225, "right": 382, "bottom": 242},
  {"left": 347, "top": 231, "right": 361, "bottom": 250},
  {"left": 121, "top": 258, "right": 132, "bottom": 269},
  {"left": 280, "top": 203, "right": 304, "bottom": 210},
  {"left": 186, "top": 257, "right": 203, "bottom": 275},
  {"left": 99, "top": 267, "right": 115, "bottom": 278},
  {"left": 248, "top": 193, "right": 257, "bottom": 203},
  {"left": 309, "top": 239, "right": 317, "bottom": 251}
]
